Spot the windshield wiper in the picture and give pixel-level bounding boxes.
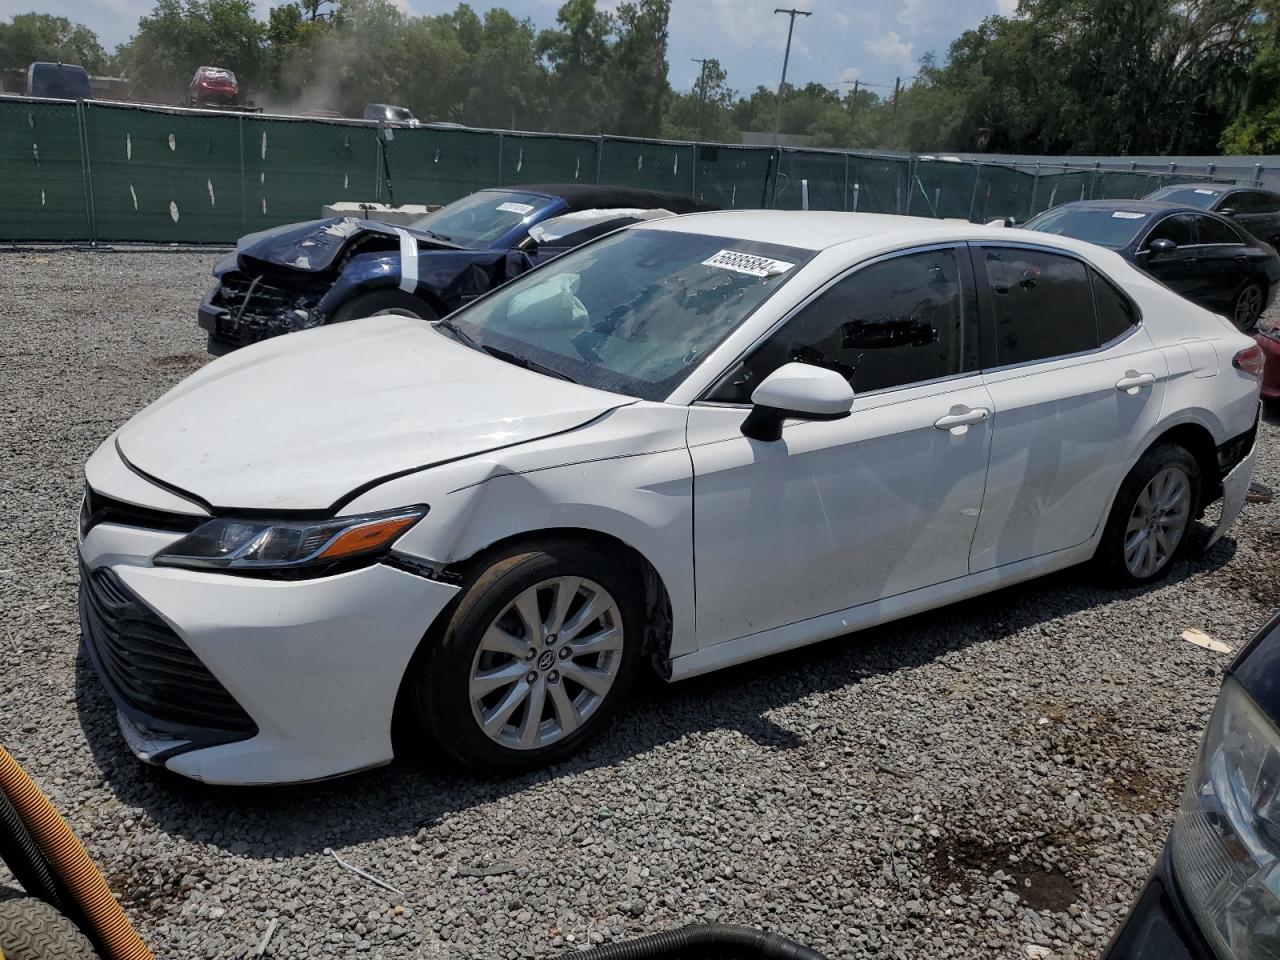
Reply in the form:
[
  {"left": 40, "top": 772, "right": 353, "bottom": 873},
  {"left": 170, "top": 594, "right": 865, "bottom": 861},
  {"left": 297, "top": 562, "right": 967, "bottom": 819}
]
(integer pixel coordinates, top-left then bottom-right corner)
[
  {"left": 421, "top": 229, "right": 453, "bottom": 242},
  {"left": 479, "top": 344, "right": 578, "bottom": 383},
  {"left": 436, "top": 317, "right": 478, "bottom": 347}
]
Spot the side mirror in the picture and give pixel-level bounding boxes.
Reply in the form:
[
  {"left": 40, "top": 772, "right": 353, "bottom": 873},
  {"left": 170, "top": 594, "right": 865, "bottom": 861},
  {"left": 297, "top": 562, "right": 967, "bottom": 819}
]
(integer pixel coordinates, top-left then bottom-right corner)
[
  {"left": 1147, "top": 238, "right": 1177, "bottom": 257},
  {"left": 740, "top": 362, "right": 855, "bottom": 442}
]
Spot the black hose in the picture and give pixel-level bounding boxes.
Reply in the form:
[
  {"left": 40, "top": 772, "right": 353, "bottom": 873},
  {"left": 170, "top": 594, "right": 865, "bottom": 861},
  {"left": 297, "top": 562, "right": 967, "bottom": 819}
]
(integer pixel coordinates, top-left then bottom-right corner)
[
  {"left": 571, "top": 924, "right": 828, "bottom": 960},
  {"left": 0, "top": 783, "right": 69, "bottom": 914}
]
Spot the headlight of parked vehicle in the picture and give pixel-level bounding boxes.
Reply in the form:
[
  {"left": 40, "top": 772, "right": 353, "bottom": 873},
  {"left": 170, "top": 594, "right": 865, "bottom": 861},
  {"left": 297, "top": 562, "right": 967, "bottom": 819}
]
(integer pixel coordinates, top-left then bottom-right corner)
[
  {"left": 153, "top": 506, "right": 427, "bottom": 573},
  {"left": 1170, "top": 676, "right": 1280, "bottom": 959}
]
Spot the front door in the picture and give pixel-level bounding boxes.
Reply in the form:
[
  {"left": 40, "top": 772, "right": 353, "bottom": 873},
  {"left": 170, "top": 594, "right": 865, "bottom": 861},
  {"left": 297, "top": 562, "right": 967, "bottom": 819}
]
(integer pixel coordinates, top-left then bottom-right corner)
[{"left": 688, "top": 245, "right": 993, "bottom": 649}]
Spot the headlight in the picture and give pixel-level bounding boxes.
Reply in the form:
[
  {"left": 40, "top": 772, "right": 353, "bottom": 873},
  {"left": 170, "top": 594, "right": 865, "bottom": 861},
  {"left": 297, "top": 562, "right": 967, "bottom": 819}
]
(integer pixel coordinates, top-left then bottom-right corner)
[
  {"left": 1171, "top": 676, "right": 1280, "bottom": 959},
  {"left": 153, "top": 506, "right": 427, "bottom": 574}
]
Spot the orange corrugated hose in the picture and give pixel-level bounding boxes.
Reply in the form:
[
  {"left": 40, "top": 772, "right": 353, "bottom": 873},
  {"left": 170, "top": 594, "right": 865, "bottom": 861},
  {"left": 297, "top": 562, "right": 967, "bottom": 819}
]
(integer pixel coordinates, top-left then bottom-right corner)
[{"left": 0, "top": 746, "right": 153, "bottom": 960}]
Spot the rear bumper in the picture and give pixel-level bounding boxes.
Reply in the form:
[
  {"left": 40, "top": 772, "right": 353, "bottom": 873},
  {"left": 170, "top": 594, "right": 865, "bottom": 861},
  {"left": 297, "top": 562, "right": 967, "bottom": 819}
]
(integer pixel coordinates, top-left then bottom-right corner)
[{"left": 1102, "top": 842, "right": 1213, "bottom": 960}]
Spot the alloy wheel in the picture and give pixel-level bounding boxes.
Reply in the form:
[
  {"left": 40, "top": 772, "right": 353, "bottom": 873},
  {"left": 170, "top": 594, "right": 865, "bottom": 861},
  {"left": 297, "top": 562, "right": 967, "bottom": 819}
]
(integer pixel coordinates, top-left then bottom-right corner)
[
  {"left": 468, "top": 576, "right": 624, "bottom": 750},
  {"left": 1124, "top": 466, "right": 1191, "bottom": 578},
  {"left": 1234, "top": 285, "right": 1264, "bottom": 331}
]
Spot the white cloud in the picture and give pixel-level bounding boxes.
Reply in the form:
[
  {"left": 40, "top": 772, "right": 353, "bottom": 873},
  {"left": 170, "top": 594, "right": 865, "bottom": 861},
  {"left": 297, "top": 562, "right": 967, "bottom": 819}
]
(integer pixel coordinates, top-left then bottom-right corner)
[
  {"left": 865, "top": 30, "right": 915, "bottom": 70},
  {"left": 996, "top": 0, "right": 1019, "bottom": 13},
  {"left": 838, "top": 66, "right": 861, "bottom": 83},
  {"left": 834, "top": 12, "right": 850, "bottom": 29}
]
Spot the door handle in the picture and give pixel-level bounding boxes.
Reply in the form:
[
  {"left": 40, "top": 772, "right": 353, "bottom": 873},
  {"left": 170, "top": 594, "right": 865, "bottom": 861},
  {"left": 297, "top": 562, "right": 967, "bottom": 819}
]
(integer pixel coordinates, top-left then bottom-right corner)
[
  {"left": 934, "top": 407, "right": 991, "bottom": 434},
  {"left": 1115, "top": 372, "right": 1156, "bottom": 395}
]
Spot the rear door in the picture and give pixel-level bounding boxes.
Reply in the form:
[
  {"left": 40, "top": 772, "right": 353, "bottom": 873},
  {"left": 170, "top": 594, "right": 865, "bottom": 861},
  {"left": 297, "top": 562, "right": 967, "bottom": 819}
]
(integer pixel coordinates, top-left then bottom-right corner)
[
  {"left": 1223, "top": 190, "right": 1280, "bottom": 245},
  {"left": 969, "top": 244, "right": 1168, "bottom": 571},
  {"left": 1189, "top": 214, "right": 1252, "bottom": 314}
]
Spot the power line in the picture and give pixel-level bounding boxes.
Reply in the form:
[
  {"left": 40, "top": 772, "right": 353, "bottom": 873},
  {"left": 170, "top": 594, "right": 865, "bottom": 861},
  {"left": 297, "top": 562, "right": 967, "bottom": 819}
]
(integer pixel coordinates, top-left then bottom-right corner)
[{"left": 773, "top": 7, "right": 812, "bottom": 144}]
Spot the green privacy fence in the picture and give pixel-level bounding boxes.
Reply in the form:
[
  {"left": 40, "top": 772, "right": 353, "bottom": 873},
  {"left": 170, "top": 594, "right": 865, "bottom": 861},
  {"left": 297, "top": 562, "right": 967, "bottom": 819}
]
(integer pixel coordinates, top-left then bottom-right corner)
[{"left": 0, "top": 95, "right": 1244, "bottom": 244}]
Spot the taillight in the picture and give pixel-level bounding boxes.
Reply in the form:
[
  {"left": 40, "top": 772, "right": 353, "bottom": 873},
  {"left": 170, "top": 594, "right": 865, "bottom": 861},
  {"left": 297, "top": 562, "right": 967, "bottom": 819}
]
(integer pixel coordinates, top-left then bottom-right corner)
[{"left": 1234, "top": 343, "right": 1265, "bottom": 378}]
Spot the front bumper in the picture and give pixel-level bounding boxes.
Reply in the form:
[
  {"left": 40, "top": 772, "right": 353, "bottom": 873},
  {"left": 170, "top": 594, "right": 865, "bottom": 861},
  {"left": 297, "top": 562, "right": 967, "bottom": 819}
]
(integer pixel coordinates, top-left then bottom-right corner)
[
  {"left": 1102, "top": 842, "right": 1214, "bottom": 960},
  {"left": 197, "top": 272, "right": 321, "bottom": 355},
  {"left": 78, "top": 520, "right": 459, "bottom": 785}
]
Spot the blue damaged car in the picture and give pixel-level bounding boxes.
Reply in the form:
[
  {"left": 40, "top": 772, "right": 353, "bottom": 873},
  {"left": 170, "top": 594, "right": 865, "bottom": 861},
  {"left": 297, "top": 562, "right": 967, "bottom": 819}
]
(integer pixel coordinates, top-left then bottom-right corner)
[{"left": 197, "top": 183, "right": 716, "bottom": 354}]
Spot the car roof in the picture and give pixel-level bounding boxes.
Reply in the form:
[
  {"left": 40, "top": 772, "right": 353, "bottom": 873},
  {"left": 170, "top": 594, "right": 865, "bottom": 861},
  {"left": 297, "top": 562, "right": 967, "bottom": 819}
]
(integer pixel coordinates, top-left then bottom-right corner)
[
  {"left": 635, "top": 210, "right": 1021, "bottom": 252},
  {"left": 493, "top": 183, "right": 717, "bottom": 215},
  {"left": 1149, "top": 182, "right": 1235, "bottom": 193}
]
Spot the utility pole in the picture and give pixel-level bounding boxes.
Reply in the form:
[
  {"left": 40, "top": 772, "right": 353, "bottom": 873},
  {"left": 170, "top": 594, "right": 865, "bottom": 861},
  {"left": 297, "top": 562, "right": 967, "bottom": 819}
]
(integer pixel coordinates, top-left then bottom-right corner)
[
  {"left": 691, "top": 57, "right": 710, "bottom": 141},
  {"left": 773, "top": 7, "right": 811, "bottom": 145},
  {"left": 890, "top": 75, "right": 901, "bottom": 141}
]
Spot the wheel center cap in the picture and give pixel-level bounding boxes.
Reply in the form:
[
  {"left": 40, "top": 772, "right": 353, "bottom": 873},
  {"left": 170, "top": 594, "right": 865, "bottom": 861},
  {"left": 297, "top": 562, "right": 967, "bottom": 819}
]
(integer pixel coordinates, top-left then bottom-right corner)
[{"left": 537, "top": 650, "right": 556, "bottom": 671}]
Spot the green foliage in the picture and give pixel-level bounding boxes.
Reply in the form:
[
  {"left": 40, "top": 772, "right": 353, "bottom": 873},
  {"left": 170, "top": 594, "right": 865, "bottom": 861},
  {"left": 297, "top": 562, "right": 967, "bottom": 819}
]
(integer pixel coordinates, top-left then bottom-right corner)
[
  {"left": 118, "top": 0, "right": 267, "bottom": 100},
  {"left": 0, "top": 12, "right": 108, "bottom": 73}
]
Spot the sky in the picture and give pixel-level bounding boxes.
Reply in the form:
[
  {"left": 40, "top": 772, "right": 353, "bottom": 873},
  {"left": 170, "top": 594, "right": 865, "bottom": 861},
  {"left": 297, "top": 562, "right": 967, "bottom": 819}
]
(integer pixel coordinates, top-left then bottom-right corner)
[{"left": 10, "top": 0, "right": 1020, "bottom": 94}]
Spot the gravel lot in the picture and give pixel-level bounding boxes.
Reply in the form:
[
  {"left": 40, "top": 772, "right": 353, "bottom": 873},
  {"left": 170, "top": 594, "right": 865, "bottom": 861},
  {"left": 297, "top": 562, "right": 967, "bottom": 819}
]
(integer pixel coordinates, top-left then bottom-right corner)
[{"left": 0, "top": 248, "right": 1277, "bottom": 960}]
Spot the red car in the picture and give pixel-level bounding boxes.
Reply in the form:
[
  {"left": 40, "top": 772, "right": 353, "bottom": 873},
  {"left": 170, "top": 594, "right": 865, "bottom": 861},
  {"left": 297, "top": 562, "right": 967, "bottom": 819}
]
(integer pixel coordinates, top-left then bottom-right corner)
[
  {"left": 189, "top": 66, "right": 239, "bottom": 106},
  {"left": 1257, "top": 320, "right": 1280, "bottom": 399}
]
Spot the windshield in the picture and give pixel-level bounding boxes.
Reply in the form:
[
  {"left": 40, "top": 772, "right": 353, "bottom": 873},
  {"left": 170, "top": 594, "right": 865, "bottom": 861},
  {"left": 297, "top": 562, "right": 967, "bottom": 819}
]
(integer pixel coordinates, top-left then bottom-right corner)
[
  {"left": 444, "top": 229, "right": 813, "bottom": 400},
  {"left": 1145, "top": 186, "right": 1222, "bottom": 208},
  {"left": 409, "top": 190, "right": 557, "bottom": 249},
  {"left": 1024, "top": 206, "right": 1152, "bottom": 249}
]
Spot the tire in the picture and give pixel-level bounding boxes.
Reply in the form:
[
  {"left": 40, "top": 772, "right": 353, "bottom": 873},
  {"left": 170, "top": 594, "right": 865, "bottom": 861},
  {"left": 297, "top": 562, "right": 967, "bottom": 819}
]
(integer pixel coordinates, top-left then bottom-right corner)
[
  {"left": 330, "top": 290, "right": 438, "bottom": 325},
  {"left": 410, "top": 541, "right": 643, "bottom": 776},
  {"left": 0, "top": 894, "right": 99, "bottom": 960},
  {"left": 1232, "top": 281, "right": 1265, "bottom": 332},
  {"left": 1093, "top": 443, "right": 1201, "bottom": 587}
]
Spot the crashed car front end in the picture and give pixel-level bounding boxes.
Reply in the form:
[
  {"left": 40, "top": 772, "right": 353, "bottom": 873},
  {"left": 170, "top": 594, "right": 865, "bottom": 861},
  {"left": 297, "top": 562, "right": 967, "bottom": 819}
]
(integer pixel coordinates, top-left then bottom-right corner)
[{"left": 198, "top": 254, "right": 327, "bottom": 352}]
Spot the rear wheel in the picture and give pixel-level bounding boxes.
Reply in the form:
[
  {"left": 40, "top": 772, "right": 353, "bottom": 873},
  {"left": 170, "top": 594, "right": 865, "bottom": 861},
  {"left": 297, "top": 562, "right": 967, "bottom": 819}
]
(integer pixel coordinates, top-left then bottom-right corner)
[
  {"left": 1232, "top": 282, "right": 1265, "bottom": 332},
  {"left": 0, "top": 894, "right": 99, "bottom": 960},
  {"left": 331, "top": 290, "right": 438, "bottom": 325},
  {"left": 1093, "top": 443, "right": 1200, "bottom": 586},
  {"left": 411, "top": 542, "right": 642, "bottom": 775}
]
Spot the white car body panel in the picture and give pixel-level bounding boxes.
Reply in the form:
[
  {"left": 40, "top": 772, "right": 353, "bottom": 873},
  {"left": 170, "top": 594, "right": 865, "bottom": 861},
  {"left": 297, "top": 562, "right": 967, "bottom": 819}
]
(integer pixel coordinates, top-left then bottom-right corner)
[
  {"left": 77, "top": 212, "right": 1263, "bottom": 784},
  {"left": 115, "top": 314, "right": 632, "bottom": 511},
  {"left": 687, "top": 373, "right": 994, "bottom": 648}
]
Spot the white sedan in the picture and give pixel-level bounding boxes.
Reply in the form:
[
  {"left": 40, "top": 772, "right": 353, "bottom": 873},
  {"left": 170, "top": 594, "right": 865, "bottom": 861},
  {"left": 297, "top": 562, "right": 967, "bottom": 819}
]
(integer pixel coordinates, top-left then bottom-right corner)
[{"left": 79, "top": 211, "right": 1263, "bottom": 784}]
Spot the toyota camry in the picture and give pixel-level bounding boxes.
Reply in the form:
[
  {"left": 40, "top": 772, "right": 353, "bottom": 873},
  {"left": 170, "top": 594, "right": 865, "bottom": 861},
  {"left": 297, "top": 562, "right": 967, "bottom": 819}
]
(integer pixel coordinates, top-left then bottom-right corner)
[{"left": 79, "top": 211, "right": 1263, "bottom": 784}]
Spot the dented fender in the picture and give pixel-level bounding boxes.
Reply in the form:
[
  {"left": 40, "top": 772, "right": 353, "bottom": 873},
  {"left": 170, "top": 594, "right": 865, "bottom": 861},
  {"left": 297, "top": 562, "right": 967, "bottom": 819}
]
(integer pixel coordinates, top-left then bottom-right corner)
[{"left": 342, "top": 403, "right": 698, "bottom": 662}]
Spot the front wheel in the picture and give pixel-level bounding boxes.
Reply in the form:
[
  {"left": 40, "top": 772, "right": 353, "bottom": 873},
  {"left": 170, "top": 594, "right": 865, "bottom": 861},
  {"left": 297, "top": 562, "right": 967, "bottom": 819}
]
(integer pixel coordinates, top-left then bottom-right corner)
[
  {"left": 1093, "top": 443, "right": 1200, "bottom": 587},
  {"left": 331, "top": 289, "right": 438, "bottom": 325},
  {"left": 1232, "top": 282, "right": 1265, "bottom": 332},
  {"left": 410, "top": 542, "right": 642, "bottom": 775},
  {"left": 0, "top": 894, "right": 99, "bottom": 960}
]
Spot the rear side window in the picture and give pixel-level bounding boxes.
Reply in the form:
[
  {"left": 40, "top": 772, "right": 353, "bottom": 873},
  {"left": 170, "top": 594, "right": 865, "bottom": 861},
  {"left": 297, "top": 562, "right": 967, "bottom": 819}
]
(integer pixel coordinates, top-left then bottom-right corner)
[
  {"left": 1194, "top": 216, "right": 1242, "bottom": 246},
  {"left": 981, "top": 247, "right": 1095, "bottom": 366},
  {"left": 1091, "top": 270, "right": 1138, "bottom": 344},
  {"left": 710, "top": 247, "right": 971, "bottom": 401}
]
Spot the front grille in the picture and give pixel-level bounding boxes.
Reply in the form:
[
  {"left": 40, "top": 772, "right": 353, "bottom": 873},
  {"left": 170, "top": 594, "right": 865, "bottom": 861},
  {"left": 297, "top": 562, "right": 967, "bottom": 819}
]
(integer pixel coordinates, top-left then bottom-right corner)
[
  {"left": 80, "top": 486, "right": 203, "bottom": 537},
  {"left": 212, "top": 269, "right": 317, "bottom": 347},
  {"left": 80, "top": 565, "right": 256, "bottom": 739}
]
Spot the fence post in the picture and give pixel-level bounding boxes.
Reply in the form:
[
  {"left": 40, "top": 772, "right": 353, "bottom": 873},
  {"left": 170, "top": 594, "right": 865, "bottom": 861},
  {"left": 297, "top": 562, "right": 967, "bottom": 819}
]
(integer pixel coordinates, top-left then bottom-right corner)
[
  {"left": 842, "top": 153, "right": 850, "bottom": 211},
  {"left": 691, "top": 142, "right": 698, "bottom": 197},
  {"left": 966, "top": 164, "right": 981, "bottom": 222},
  {"left": 238, "top": 114, "right": 246, "bottom": 236},
  {"left": 497, "top": 131, "right": 504, "bottom": 187},
  {"left": 75, "top": 99, "right": 98, "bottom": 244},
  {"left": 1255, "top": 163, "right": 1264, "bottom": 186},
  {"left": 596, "top": 135, "right": 604, "bottom": 183}
]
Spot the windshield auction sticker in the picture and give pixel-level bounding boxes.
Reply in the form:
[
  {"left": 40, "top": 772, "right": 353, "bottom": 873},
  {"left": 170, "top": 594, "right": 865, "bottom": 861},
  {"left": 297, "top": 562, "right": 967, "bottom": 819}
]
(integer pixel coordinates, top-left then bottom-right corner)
[
  {"left": 1111, "top": 211, "right": 1145, "bottom": 219},
  {"left": 702, "top": 250, "right": 795, "bottom": 277},
  {"left": 497, "top": 202, "right": 535, "bottom": 215}
]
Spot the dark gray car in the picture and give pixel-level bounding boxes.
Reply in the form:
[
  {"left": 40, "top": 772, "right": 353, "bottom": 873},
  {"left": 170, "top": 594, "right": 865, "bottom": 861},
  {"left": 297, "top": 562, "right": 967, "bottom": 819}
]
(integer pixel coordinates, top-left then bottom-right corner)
[
  {"left": 1145, "top": 182, "right": 1280, "bottom": 248},
  {"left": 1024, "top": 199, "right": 1280, "bottom": 331}
]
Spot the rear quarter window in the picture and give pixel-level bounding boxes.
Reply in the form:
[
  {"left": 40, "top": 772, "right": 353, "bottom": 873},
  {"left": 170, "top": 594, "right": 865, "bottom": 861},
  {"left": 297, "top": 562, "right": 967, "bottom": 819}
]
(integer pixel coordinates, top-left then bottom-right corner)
[
  {"left": 1090, "top": 269, "right": 1139, "bottom": 344},
  {"left": 981, "top": 247, "right": 1096, "bottom": 366}
]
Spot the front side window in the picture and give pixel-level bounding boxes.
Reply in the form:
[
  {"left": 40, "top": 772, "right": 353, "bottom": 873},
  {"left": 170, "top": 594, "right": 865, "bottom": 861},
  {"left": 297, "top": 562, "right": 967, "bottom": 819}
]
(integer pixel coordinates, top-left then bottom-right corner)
[
  {"left": 409, "top": 191, "right": 558, "bottom": 249},
  {"left": 709, "top": 247, "right": 970, "bottom": 403},
  {"left": 445, "top": 229, "right": 813, "bottom": 400},
  {"left": 1144, "top": 214, "right": 1196, "bottom": 248},
  {"left": 981, "top": 247, "right": 1095, "bottom": 366},
  {"left": 1194, "top": 216, "right": 1242, "bottom": 246}
]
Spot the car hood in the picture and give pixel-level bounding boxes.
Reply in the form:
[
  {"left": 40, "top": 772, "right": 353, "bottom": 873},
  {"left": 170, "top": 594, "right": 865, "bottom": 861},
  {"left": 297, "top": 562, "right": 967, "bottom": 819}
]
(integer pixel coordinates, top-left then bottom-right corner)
[
  {"left": 235, "top": 217, "right": 464, "bottom": 272},
  {"left": 116, "top": 315, "right": 633, "bottom": 512}
]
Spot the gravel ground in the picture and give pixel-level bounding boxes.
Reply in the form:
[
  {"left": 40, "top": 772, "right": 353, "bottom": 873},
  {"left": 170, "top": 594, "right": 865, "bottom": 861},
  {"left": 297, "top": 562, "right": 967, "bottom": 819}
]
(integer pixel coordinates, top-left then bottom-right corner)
[{"left": 0, "top": 248, "right": 1277, "bottom": 960}]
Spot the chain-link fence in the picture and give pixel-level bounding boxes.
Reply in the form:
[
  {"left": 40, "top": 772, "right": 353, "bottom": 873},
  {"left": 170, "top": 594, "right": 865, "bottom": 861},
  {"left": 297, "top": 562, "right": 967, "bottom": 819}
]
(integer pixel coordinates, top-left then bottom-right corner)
[{"left": 0, "top": 95, "right": 1251, "bottom": 244}]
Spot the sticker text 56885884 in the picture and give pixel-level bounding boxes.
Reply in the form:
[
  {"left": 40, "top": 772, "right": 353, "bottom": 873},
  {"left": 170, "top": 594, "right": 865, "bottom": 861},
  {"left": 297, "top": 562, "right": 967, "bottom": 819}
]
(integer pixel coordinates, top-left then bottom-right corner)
[{"left": 701, "top": 249, "right": 796, "bottom": 277}]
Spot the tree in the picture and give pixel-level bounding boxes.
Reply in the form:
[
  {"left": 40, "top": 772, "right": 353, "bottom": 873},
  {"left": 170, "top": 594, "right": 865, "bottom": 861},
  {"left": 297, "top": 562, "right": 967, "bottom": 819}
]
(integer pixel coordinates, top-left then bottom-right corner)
[
  {"left": 1221, "top": 2, "right": 1280, "bottom": 153},
  {"left": 664, "top": 57, "right": 735, "bottom": 142},
  {"left": 607, "top": 0, "right": 670, "bottom": 137},
  {"left": 538, "top": 0, "right": 614, "bottom": 133},
  {"left": 0, "top": 13, "right": 107, "bottom": 73},
  {"left": 119, "top": 0, "right": 266, "bottom": 100}
]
